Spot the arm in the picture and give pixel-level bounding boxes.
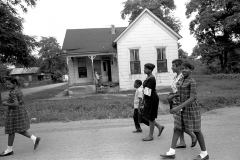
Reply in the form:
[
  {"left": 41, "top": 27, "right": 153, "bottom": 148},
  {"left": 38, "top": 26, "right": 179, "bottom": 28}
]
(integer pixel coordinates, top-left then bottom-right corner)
[
  {"left": 170, "top": 79, "right": 196, "bottom": 114},
  {"left": 2, "top": 98, "right": 19, "bottom": 107},
  {"left": 169, "top": 93, "right": 195, "bottom": 114},
  {"left": 138, "top": 97, "right": 143, "bottom": 113}
]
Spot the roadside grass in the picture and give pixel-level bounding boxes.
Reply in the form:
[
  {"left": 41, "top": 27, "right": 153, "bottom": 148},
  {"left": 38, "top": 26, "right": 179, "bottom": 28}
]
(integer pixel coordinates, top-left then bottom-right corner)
[{"left": 1, "top": 74, "right": 240, "bottom": 126}]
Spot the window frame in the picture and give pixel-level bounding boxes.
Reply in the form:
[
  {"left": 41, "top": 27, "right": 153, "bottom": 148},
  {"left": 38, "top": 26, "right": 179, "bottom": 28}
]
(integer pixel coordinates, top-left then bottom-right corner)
[
  {"left": 129, "top": 48, "right": 141, "bottom": 74},
  {"left": 156, "top": 47, "right": 168, "bottom": 73}
]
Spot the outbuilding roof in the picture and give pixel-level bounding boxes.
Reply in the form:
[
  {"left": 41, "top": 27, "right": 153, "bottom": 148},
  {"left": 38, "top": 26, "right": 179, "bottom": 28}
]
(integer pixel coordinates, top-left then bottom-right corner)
[{"left": 10, "top": 67, "right": 39, "bottom": 75}]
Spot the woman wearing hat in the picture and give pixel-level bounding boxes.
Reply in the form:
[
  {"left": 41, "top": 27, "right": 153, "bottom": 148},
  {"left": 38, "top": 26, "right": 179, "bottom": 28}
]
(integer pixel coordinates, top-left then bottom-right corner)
[{"left": 142, "top": 63, "right": 165, "bottom": 141}]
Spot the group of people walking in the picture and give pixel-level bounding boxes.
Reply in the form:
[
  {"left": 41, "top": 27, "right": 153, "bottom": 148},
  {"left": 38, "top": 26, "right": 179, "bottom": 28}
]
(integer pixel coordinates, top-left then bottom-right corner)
[
  {"left": 1, "top": 59, "right": 208, "bottom": 160},
  {"left": 132, "top": 60, "right": 209, "bottom": 160}
]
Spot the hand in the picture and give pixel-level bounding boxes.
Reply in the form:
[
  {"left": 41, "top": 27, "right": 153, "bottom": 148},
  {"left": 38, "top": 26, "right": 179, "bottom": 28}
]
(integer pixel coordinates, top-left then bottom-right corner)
[
  {"left": 167, "top": 95, "right": 174, "bottom": 101},
  {"left": 2, "top": 101, "right": 8, "bottom": 106},
  {"left": 138, "top": 108, "right": 142, "bottom": 114},
  {"left": 169, "top": 106, "right": 181, "bottom": 114}
]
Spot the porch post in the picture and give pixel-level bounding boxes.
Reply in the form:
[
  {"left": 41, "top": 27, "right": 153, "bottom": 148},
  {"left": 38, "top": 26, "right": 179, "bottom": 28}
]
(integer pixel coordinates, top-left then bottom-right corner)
[{"left": 88, "top": 55, "right": 96, "bottom": 84}]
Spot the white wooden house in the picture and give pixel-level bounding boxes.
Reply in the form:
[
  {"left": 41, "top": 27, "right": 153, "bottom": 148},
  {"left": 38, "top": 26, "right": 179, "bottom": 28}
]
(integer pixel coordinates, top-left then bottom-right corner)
[{"left": 62, "top": 8, "right": 182, "bottom": 91}]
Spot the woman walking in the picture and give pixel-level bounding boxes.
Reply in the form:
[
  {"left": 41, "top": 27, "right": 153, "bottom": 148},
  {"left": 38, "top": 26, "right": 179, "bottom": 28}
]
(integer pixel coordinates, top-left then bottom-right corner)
[
  {"left": 0, "top": 77, "right": 41, "bottom": 157},
  {"left": 142, "top": 63, "right": 164, "bottom": 141}
]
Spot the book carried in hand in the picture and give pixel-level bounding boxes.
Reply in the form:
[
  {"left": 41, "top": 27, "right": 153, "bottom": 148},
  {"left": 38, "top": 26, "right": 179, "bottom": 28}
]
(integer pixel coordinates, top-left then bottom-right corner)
[{"left": 143, "top": 87, "right": 152, "bottom": 96}]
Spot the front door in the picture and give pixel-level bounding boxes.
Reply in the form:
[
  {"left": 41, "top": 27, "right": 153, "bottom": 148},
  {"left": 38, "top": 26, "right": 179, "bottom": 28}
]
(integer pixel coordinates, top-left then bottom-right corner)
[{"left": 101, "top": 60, "right": 111, "bottom": 82}]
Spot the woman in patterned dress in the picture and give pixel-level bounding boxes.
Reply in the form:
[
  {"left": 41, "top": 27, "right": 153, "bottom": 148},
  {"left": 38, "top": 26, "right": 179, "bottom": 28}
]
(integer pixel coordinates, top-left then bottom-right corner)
[
  {"left": 160, "top": 62, "right": 209, "bottom": 160},
  {"left": 0, "top": 77, "right": 41, "bottom": 157},
  {"left": 167, "top": 59, "right": 197, "bottom": 148},
  {"left": 142, "top": 63, "right": 165, "bottom": 141}
]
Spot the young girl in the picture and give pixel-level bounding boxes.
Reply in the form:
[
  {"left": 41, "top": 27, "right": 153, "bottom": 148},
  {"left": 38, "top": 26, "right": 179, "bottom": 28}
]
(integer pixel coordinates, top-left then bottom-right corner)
[
  {"left": 0, "top": 77, "right": 41, "bottom": 157},
  {"left": 160, "top": 62, "right": 209, "bottom": 160},
  {"left": 168, "top": 59, "right": 197, "bottom": 148}
]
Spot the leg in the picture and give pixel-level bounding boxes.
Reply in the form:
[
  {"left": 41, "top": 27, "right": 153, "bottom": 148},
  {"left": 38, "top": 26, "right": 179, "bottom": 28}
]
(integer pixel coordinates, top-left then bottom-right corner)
[
  {"left": 160, "top": 127, "right": 181, "bottom": 158},
  {"left": 171, "top": 127, "right": 181, "bottom": 149},
  {"left": 133, "top": 109, "right": 141, "bottom": 132},
  {"left": 184, "top": 130, "right": 197, "bottom": 147},
  {"left": 194, "top": 131, "right": 206, "bottom": 151},
  {"left": 0, "top": 134, "right": 15, "bottom": 156},
  {"left": 8, "top": 133, "right": 15, "bottom": 146},
  {"left": 155, "top": 121, "right": 165, "bottom": 137},
  {"left": 193, "top": 131, "right": 209, "bottom": 159},
  {"left": 142, "top": 120, "right": 154, "bottom": 141},
  {"left": 19, "top": 131, "right": 31, "bottom": 138},
  {"left": 176, "top": 131, "right": 186, "bottom": 147},
  {"left": 19, "top": 131, "right": 41, "bottom": 150}
]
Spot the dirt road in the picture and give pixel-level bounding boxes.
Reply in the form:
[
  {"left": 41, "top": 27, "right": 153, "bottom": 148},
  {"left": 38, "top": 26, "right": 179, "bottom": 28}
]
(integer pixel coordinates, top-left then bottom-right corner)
[
  {"left": 0, "top": 106, "right": 239, "bottom": 160},
  {"left": 1, "top": 82, "right": 67, "bottom": 101}
]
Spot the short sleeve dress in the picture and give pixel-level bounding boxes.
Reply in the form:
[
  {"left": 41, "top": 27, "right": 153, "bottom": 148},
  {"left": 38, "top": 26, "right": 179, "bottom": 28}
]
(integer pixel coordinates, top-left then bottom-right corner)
[
  {"left": 5, "top": 89, "right": 30, "bottom": 134},
  {"left": 142, "top": 76, "right": 159, "bottom": 121},
  {"left": 174, "top": 76, "right": 201, "bottom": 132}
]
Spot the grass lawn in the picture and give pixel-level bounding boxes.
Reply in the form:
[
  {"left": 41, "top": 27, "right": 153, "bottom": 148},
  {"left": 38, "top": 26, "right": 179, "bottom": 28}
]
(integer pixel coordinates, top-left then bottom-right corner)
[{"left": 0, "top": 74, "right": 240, "bottom": 126}]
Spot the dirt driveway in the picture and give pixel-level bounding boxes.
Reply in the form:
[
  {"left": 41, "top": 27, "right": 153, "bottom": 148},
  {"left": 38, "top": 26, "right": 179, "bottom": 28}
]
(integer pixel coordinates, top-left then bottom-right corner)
[
  {"left": 1, "top": 82, "right": 67, "bottom": 101},
  {"left": 0, "top": 106, "right": 239, "bottom": 160}
]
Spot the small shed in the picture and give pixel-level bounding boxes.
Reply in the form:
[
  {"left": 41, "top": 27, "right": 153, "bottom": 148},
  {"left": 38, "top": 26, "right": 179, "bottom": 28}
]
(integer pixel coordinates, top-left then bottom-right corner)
[{"left": 9, "top": 67, "right": 40, "bottom": 82}]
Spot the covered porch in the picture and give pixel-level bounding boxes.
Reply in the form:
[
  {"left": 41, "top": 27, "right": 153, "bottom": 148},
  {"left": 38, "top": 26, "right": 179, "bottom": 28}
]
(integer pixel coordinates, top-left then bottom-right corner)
[{"left": 65, "top": 52, "right": 120, "bottom": 94}]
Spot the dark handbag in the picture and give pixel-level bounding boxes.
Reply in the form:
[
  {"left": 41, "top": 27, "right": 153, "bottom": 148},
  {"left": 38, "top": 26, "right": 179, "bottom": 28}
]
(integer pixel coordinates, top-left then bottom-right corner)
[{"left": 138, "top": 108, "right": 144, "bottom": 123}]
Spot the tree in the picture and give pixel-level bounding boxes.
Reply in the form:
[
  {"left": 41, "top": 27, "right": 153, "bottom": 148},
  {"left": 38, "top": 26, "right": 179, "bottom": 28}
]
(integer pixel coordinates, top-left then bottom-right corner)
[
  {"left": 38, "top": 37, "right": 68, "bottom": 82},
  {"left": 121, "top": 0, "right": 181, "bottom": 33},
  {"left": 178, "top": 43, "right": 188, "bottom": 59},
  {"left": 186, "top": 0, "right": 240, "bottom": 73},
  {"left": 178, "top": 48, "right": 188, "bottom": 59},
  {"left": 0, "top": 0, "right": 38, "bottom": 67}
]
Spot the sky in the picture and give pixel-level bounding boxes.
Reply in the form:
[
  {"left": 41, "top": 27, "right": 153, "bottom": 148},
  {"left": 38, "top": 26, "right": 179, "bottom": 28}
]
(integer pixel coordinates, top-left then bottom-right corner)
[{"left": 20, "top": 0, "right": 196, "bottom": 55}]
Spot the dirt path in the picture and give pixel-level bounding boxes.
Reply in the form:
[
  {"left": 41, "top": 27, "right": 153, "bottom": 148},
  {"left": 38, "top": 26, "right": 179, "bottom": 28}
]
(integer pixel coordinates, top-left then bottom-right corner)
[
  {"left": 0, "top": 106, "right": 239, "bottom": 160},
  {"left": 1, "top": 82, "right": 67, "bottom": 101}
]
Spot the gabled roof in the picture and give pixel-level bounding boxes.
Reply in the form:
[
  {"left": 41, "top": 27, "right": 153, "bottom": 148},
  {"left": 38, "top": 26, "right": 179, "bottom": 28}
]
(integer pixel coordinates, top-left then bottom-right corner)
[
  {"left": 114, "top": 8, "right": 182, "bottom": 43},
  {"left": 62, "top": 27, "right": 126, "bottom": 54},
  {"left": 10, "top": 67, "right": 39, "bottom": 75}
]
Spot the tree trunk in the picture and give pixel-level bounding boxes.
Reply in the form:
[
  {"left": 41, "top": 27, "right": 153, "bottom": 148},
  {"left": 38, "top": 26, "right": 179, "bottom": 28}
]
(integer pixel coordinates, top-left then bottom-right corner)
[{"left": 219, "top": 54, "right": 224, "bottom": 73}]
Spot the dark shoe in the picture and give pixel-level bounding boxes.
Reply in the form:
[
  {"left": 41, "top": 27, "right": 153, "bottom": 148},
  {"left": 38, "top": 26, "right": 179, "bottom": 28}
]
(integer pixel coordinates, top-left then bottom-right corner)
[
  {"left": 191, "top": 138, "right": 198, "bottom": 147},
  {"left": 142, "top": 137, "right": 154, "bottom": 141},
  {"left": 193, "top": 155, "right": 209, "bottom": 160},
  {"left": 160, "top": 153, "right": 175, "bottom": 159},
  {"left": 175, "top": 144, "right": 186, "bottom": 148},
  {"left": 133, "top": 129, "right": 142, "bottom": 133},
  {"left": 0, "top": 151, "right": 14, "bottom": 157},
  {"left": 34, "top": 137, "right": 41, "bottom": 150},
  {"left": 158, "top": 126, "right": 165, "bottom": 137}
]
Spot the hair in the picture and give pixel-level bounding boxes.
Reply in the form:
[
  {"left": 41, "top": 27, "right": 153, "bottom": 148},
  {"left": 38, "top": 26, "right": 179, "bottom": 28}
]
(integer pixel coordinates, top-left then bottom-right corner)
[
  {"left": 5, "top": 76, "right": 19, "bottom": 86},
  {"left": 135, "top": 79, "right": 142, "bottom": 86},
  {"left": 172, "top": 59, "right": 183, "bottom": 67},
  {"left": 182, "top": 62, "right": 194, "bottom": 70},
  {"left": 144, "top": 63, "right": 155, "bottom": 71}
]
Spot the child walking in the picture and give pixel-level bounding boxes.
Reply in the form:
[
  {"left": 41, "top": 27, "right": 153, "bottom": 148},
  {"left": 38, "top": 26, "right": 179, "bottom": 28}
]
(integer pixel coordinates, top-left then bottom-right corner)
[
  {"left": 132, "top": 80, "right": 149, "bottom": 133},
  {"left": 160, "top": 62, "right": 209, "bottom": 160},
  {"left": 0, "top": 77, "right": 41, "bottom": 157}
]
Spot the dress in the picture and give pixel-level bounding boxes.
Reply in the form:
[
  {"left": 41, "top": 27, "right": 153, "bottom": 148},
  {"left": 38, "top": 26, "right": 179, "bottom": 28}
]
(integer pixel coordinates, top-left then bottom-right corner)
[
  {"left": 142, "top": 76, "right": 159, "bottom": 121},
  {"left": 5, "top": 89, "right": 30, "bottom": 134},
  {"left": 174, "top": 76, "right": 201, "bottom": 132}
]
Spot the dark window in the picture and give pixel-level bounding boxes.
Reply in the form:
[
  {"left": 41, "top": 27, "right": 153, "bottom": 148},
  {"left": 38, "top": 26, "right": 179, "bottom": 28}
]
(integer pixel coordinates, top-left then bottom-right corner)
[
  {"left": 157, "top": 48, "right": 167, "bottom": 72},
  {"left": 78, "top": 58, "right": 87, "bottom": 78},
  {"left": 130, "top": 49, "right": 141, "bottom": 74}
]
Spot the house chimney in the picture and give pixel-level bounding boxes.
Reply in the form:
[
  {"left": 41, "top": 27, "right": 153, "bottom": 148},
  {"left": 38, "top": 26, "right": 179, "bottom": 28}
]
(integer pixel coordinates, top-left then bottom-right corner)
[{"left": 111, "top": 25, "right": 115, "bottom": 34}]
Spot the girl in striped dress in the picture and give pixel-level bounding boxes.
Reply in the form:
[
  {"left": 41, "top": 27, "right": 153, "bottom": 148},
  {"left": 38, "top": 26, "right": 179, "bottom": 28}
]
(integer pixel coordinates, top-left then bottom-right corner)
[
  {"left": 160, "top": 62, "right": 209, "bottom": 160},
  {"left": 0, "top": 77, "right": 41, "bottom": 157}
]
